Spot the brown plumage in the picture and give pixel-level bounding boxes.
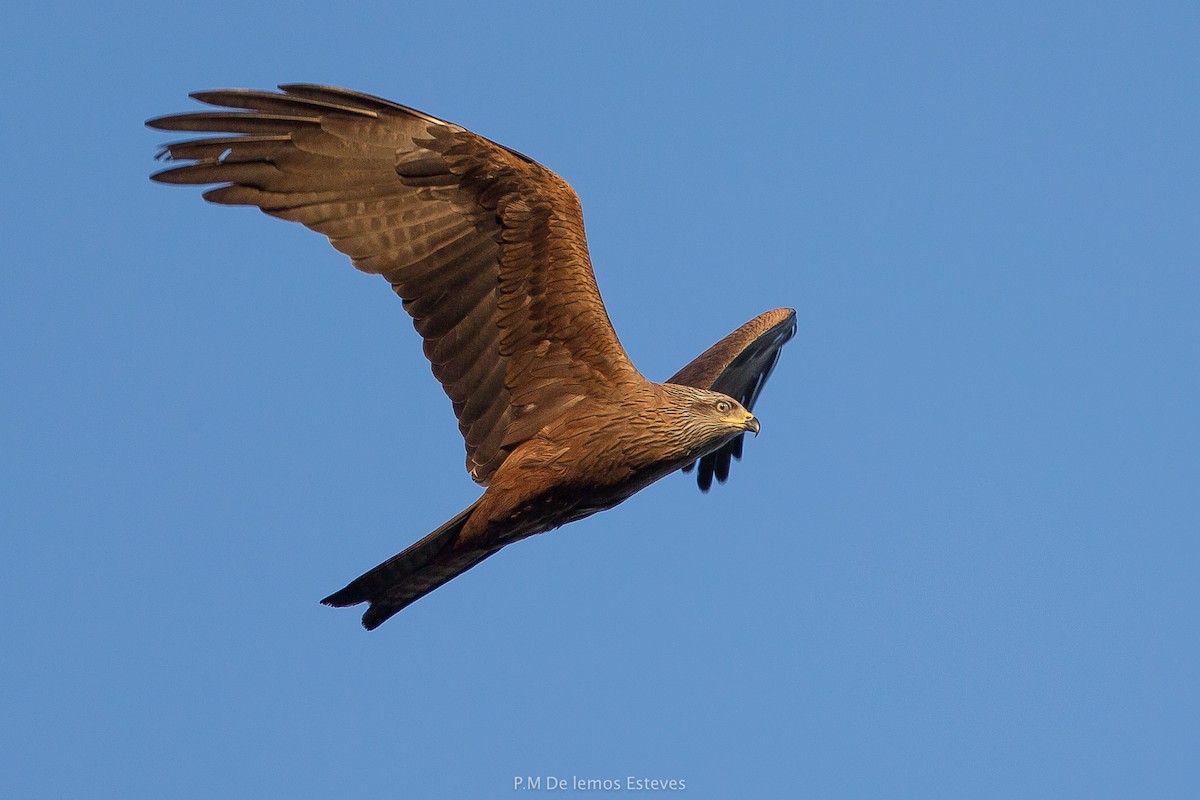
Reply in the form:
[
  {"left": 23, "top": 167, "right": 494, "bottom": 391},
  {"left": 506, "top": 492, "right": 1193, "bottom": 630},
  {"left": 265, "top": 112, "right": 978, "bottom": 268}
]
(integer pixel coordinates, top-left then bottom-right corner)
[{"left": 148, "top": 85, "right": 795, "bottom": 629}]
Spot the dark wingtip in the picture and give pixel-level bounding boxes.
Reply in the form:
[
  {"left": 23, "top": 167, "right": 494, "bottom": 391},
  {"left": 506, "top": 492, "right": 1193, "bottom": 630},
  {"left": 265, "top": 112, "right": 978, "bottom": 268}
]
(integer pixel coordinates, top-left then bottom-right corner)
[
  {"left": 320, "top": 582, "right": 365, "bottom": 608},
  {"left": 361, "top": 603, "right": 398, "bottom": 631},
  {"left": 322, "top": 588, "right": 390, "bottom": 631}
]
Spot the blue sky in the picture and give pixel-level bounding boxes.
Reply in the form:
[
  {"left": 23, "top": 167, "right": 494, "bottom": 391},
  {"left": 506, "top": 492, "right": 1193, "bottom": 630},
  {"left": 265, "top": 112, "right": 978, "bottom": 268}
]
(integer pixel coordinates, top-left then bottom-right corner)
[{"left": 3, "top": 2, "right": 1197, "bottom": 798}]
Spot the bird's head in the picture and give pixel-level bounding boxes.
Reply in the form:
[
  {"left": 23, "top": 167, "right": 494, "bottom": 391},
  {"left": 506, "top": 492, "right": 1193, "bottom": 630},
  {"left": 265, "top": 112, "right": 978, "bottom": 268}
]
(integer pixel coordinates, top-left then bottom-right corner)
[{"left": 657, "top": 383, "right": 759, "bottom": 459}]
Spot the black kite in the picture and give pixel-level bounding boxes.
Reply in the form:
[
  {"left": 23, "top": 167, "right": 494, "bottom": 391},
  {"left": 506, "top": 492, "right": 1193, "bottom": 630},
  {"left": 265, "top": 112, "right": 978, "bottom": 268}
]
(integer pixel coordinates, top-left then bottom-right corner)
[{"left": 148, "top": 85, "right": 795, "bottom": 629}]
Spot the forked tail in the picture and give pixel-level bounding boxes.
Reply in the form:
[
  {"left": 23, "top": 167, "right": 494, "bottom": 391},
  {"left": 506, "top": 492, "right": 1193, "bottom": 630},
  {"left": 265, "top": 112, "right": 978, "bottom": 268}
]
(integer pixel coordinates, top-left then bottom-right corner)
[{"left": 321, "top": 499, "right": 497, "bottom": 630}]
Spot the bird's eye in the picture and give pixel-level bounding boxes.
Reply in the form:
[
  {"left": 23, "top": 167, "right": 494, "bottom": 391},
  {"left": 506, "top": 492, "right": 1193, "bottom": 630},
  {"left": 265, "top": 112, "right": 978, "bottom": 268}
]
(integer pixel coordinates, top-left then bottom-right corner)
[{"left": 716, "top": 400, "right": 732, "bottom": 414}]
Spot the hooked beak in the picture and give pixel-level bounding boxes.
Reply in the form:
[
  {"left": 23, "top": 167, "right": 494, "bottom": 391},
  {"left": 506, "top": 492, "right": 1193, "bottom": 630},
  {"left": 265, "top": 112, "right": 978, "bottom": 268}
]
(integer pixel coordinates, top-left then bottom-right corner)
[
  {"left": 720, "top": 410, "right": 760, "bottom": 436},
  {"left": 744, "top": 413, "right": 760, "bottom": 436}
]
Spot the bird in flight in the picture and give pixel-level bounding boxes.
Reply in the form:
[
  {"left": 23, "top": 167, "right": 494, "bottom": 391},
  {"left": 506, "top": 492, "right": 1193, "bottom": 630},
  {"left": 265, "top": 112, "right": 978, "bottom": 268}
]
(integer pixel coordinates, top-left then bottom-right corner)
[{"left": 149, "top": 85, "right": 795, "bottom": 629}]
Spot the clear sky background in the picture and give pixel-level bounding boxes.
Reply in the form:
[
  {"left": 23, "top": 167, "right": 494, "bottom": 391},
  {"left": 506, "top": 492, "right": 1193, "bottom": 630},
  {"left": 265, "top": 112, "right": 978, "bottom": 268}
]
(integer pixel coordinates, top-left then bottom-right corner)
[{"left": 3, "top": 2, "right": 1197, "bottom": 798}]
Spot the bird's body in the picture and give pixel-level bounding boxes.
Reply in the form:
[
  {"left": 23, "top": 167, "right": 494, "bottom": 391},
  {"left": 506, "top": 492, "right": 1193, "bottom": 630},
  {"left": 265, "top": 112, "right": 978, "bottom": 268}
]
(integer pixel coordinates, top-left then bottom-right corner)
[
  {"left": 149, "top": 85, "right": 794, "bottom": 629},
  {"left": 326, "top": 382, "right": 757, "bottom": 626}
]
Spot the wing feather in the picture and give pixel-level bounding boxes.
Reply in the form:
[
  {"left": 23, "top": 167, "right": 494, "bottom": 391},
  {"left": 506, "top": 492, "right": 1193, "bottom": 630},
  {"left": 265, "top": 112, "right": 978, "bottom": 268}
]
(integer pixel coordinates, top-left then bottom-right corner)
[
  {"left": 668, "top": 308, "right": 796, "bottom": 491},
  {"left": 149, "top": 84, "right": 639, "bottom": 483}
]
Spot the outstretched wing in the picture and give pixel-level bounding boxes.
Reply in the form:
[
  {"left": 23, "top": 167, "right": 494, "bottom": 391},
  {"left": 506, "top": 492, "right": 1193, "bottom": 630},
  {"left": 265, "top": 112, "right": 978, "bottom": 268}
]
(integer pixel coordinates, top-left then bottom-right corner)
[
  {"left": 149, "top": 85, "right": 640, "bottom": 484},
  {"left": 668, "top": 308, "right": 796, "bottom": 491}
]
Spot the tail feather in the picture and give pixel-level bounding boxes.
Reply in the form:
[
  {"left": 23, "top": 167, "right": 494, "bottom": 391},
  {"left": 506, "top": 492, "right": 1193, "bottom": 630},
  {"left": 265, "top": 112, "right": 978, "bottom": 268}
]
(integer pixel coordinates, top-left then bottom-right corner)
[{"left": 321, "top": 499, "right": 497, "bottom": 630}]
